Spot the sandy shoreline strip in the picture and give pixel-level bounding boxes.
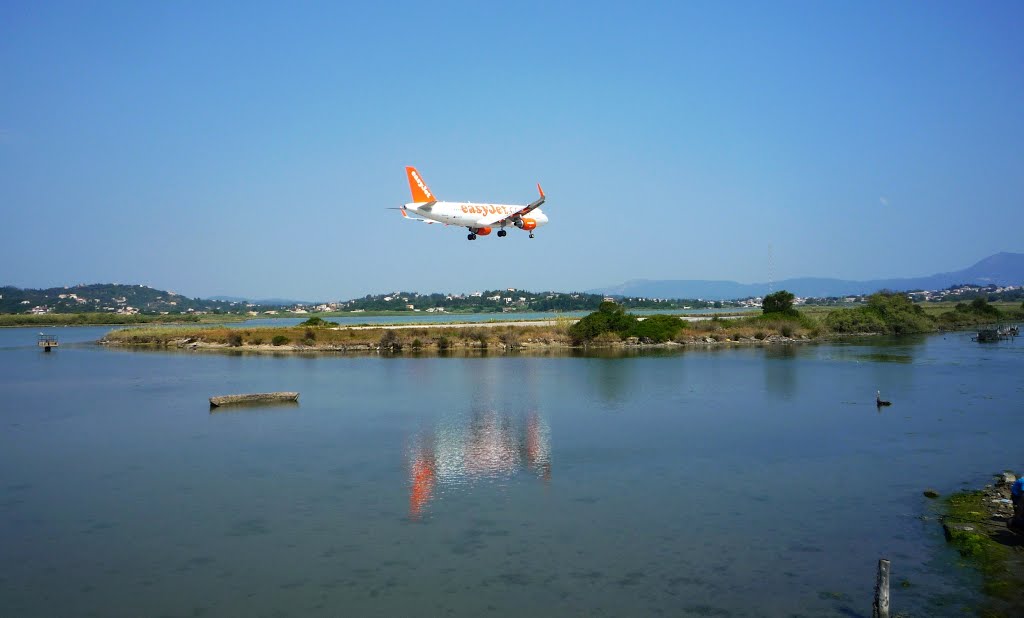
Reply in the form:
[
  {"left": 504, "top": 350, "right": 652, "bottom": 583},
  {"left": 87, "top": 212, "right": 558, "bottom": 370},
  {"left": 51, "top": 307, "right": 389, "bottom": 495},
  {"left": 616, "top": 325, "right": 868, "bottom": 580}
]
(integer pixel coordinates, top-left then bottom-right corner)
[{"left": 338, "top": 315, "right": 716, "bottom": 330}]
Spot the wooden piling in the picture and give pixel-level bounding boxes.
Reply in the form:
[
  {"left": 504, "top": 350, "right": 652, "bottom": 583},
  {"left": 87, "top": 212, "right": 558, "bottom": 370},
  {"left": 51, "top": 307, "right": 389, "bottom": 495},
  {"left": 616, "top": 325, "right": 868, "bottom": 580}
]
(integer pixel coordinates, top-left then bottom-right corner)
[{"left": 873, "top": 558, "right": 890, "bottom": 618}]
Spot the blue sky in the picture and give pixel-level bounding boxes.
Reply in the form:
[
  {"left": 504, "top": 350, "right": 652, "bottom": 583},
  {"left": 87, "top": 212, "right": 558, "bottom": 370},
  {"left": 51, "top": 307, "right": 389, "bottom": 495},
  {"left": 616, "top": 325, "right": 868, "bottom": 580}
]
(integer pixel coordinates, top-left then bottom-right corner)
[{"left": 2, "top": 1, "right": 1022, "bottom": 300}]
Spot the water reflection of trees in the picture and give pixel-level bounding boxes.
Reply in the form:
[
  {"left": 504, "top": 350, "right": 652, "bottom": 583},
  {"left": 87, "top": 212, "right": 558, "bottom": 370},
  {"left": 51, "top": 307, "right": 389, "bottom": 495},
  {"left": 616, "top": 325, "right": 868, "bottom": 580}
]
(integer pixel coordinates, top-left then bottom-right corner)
[
  {"left": 763, "top": 345, "right": 797, "bottom": 400},
  {"left": 594, "top": 358, "right": 632, "bottom": 404},
  {"left": 407, "top": 409, "right": 550, "bottom": 519},
  {"left": 827, "top": 336, "right": 927, "bottom": 398}
]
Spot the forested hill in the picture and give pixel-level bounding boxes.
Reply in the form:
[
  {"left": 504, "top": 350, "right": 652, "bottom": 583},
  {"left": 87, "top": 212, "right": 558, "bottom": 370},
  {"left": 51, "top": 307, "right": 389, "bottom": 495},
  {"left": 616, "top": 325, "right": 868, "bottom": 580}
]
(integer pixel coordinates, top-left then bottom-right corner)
[{"left": 0, "top": 284, "right": 249, "bottom": 314}]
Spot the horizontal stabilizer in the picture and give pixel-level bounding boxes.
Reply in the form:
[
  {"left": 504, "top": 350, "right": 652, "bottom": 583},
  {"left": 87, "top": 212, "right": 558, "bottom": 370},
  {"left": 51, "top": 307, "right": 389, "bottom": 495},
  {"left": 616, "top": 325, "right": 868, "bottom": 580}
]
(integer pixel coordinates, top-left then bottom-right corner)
[{"left": 396, "top": 208, "right": 436, "bottom": 224}]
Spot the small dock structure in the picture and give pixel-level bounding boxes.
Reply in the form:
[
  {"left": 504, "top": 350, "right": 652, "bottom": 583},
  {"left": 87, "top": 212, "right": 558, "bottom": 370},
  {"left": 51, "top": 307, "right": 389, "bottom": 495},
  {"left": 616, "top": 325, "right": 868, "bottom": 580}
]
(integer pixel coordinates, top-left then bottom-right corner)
[
  {"left": 37, "top": 333, "right": 59, "bottom": 352},
  {"left": 209, "top": 392, "right": 299, "bottom": 408},
  {"left": 973, "top": 324, "right": 1019, "bottom": 342}
]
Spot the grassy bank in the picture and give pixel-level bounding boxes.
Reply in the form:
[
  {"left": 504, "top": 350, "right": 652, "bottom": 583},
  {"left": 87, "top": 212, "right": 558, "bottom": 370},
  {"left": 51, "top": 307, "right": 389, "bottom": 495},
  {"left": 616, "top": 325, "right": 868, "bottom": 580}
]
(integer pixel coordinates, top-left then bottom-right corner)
[
  {"left": 98, "top": 294, "right": 1022, "bottom": 354},
  {"left": 0, "top": 312, "right": 247, "bottom": 328},
  {"left": 100, "top": 313, "right": 818, "bottom": 353},
  {"left": 101, "top": 323, "right": 575, "bottom": 352}
]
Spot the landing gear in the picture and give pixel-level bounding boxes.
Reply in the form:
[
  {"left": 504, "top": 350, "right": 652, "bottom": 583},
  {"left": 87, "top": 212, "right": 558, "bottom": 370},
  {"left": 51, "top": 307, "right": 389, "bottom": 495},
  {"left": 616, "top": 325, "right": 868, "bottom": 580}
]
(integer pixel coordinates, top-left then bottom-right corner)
[
  {"left": 529, "top": 232, "right": 535, "bottom": 238},
  {"left": 467, "top": 233, "right": 477, "bottom": 240},
  {"left": 497, "top": 229, "right": 507, "bottom": 237}
]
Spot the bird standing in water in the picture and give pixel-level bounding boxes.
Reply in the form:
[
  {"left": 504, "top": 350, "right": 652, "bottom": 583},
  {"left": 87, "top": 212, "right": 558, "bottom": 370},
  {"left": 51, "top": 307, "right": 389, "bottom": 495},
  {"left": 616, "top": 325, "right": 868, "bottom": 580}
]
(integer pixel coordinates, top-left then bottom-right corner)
[{"left": 876, "top": 391, "right": 892, "bottom": 407}]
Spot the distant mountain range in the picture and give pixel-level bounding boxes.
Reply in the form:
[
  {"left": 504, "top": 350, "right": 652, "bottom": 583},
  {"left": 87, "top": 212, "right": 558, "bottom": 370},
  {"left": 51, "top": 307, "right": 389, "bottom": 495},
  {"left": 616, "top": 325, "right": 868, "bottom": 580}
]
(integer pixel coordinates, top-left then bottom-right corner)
[
  {"left": 589, "top": 252, "right": 1024, "bottom": 300},
  {"left": 7, "top": 252, "right": 1023, "bottom": 312}
]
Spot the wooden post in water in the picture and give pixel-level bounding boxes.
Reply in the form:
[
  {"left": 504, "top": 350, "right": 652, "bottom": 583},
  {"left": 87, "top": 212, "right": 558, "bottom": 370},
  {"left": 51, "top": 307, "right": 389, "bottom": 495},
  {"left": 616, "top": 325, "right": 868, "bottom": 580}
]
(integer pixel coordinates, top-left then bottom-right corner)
[{"left": 873, "top": 558, "right": 890, "bottom": 618}]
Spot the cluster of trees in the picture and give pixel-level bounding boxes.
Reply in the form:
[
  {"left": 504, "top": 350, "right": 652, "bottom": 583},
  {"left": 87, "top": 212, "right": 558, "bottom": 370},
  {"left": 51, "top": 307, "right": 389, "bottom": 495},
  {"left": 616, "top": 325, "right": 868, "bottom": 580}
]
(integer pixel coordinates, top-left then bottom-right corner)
[
  {"left": 824, "top": 292, "right": 1022, "bottom": 335},
  {"left": 934, "top": 297, "right": 1018, "bottom": 329},
  {"left": 825, "top": 292, "right": 934, "bottom": 334},
  {"left": 568, "top": 302, "right": 687, "bottom": 344}
]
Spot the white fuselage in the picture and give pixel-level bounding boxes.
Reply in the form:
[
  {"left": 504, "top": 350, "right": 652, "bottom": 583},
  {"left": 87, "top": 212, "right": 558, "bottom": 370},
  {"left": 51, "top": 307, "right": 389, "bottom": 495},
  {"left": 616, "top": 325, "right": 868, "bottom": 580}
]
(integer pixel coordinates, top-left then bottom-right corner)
[{"left": 403, "top": 201, "right": 549, "bottom": 230}]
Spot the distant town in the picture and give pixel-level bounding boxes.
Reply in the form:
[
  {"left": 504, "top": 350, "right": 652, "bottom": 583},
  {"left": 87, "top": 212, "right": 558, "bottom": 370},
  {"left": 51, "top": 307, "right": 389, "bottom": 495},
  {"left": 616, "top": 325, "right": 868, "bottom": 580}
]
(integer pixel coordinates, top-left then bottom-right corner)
[{"left": 2, "top": 281, "right": 1022, "bottom": 318}]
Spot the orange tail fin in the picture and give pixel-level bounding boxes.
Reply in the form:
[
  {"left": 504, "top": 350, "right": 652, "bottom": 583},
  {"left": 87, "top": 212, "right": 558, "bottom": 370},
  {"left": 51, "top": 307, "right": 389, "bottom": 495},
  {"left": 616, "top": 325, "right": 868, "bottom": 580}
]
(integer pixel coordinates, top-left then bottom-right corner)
[{"left": 405, "top": 166, "right": 436, "bottom": 203}]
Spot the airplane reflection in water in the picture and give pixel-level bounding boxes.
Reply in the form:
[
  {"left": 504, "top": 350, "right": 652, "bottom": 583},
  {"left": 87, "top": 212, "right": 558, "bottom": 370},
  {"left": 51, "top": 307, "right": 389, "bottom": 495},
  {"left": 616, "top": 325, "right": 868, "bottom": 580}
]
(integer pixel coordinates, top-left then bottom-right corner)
[{"left": 408, "top": 410, "right": 550, "bottom": 519}]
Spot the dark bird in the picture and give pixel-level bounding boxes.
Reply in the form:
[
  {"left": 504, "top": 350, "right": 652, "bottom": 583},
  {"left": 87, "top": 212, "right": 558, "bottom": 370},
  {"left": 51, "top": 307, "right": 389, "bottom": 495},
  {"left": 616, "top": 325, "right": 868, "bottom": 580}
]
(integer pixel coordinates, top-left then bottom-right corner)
[{"left": 876, "top": 390, "right": 892, "bottom": 407}]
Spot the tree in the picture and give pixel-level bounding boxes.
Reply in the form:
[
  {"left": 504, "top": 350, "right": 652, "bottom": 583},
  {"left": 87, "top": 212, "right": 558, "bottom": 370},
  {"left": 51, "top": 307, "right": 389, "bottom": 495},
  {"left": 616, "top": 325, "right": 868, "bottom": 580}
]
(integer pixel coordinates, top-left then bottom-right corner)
[
  {"left": 969, "top": 297, "right": 1000, "bottom": 317},
  {"left": 864, "top": 292, "right": 934, "bottom": 335},
  {"left": 630, "top": 314, "right": 685, "bottom": 342},
  {"left": 762, "top": 290, "right": 795, "bottom": 315},
  {"left": 568, "top": 301, "right": 638, "bottom": 343}
]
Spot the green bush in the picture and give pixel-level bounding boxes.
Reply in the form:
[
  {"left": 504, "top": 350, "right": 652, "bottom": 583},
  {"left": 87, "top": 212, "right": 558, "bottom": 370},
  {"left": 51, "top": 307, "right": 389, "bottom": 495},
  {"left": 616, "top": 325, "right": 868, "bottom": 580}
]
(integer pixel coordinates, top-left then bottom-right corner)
[
  {"left": 227, "top": 332, "right": 243, "bottom": 347},
  {"left": 937, "top": 297, "right": 1009, "bottom": 328},
  {"left": 969, "top": 297, "right": 1001, "bottom": 317},
  {"left": 824, "top": 307, "right": 887, "bottom": 333},
  {"left": 437, "top": 335, "right": 450, "bottom": 351},
  {"left": 866, "top": 292, "right": 934, "bottom": 334},
  {"left": 299, "top": 316, "right": 339, "bottom": 327},
  {"left": 304, "top": 328, "right": 316, "bottom": 341},
  {"left": 272, "top": 335, "right": 289, "bottom": 346},
  {"left": 411, "top": 338, "right": 423, "bottom": 350},
  {"left": 569, "top": 302, "right": 638, "bottom": 343},
  {"left": 824, "top": 292, "right": 934, "bottom": 335},
  {"left": 629, "top": 314, "right": 685, "bottom": 343}
]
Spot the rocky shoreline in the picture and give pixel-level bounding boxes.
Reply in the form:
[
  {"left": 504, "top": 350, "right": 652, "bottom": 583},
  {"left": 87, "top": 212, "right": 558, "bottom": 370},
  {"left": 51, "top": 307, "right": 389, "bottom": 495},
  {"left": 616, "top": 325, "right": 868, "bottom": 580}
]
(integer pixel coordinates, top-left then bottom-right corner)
[
  {"left": 936, "top": 471, "right": 1024, "bottom": 614},
  {"left": 100, "top": 332, "right": 825, "bottom": 354},
  {"left": 941, "top": 472, "right": 1022, "bottom": 539}
]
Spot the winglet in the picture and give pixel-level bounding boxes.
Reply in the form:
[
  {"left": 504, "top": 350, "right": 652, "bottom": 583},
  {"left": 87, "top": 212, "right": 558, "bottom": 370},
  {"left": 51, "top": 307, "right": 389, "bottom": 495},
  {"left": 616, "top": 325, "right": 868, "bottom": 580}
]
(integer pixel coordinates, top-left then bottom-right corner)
[
  {"left": 537, "top": 183, "right": 544, "bottom": 199},
  {"left": 405, "top": 166, "right": 436, "bottom": 203}
]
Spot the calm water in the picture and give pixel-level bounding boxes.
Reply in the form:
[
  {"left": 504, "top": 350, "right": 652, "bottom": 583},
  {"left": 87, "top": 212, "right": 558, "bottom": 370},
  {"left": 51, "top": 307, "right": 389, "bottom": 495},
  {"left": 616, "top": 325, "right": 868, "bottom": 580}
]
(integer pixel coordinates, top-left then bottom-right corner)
[
  {"left": 1, "top": 328, "right": 1022, "bottom": 617},
  {"left": 237, "top": 307, "right": 754, "bottom": 328}
]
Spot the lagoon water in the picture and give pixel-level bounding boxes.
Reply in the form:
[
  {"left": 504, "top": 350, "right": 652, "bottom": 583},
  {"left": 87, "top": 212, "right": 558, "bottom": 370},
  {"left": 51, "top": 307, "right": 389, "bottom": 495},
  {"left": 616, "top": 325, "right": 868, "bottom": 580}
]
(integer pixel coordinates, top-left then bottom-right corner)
[
  {"left": 2, "top": 326, "right": 1022, "bottom": 616},
  {"left": 236, "top": 307, "right": 755, "bottom": 328}
]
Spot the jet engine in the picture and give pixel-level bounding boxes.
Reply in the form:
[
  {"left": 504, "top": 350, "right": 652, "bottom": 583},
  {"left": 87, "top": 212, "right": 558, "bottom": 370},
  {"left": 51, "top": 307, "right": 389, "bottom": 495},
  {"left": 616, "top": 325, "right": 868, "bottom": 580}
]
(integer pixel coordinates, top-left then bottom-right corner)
[
  {"left": 472, "top": 227, "right": 492, "bottom": 236},
  {"left": 515, "top": 218, "right": 537, "bottom": 231}
]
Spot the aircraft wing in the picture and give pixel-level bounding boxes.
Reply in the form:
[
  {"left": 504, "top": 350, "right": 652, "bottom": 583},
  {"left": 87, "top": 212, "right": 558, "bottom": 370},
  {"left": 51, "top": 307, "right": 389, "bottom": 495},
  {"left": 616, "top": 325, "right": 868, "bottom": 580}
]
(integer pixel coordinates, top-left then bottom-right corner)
[{"left": 476, "top": 184, "right": 545, "bottom": 226}]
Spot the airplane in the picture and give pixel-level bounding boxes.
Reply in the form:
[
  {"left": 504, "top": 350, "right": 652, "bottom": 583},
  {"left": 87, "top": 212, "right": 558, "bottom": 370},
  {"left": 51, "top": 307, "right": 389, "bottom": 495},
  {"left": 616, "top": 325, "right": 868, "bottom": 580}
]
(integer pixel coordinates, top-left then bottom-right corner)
[{"left": 397, "top": 166, "right": 548, "bottom": 240}]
